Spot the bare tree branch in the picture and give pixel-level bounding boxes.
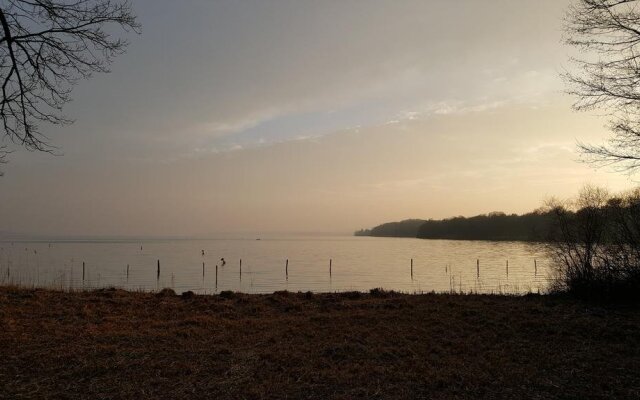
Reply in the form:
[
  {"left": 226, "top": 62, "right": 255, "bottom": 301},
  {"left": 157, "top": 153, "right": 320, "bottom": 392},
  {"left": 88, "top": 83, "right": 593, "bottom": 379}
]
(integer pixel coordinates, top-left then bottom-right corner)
[
  {"left": 565, "top": 0, "right": 640, "bottom": 172},
  {"left": 0, "top": 145, "right": 8, "bottom": 176},
  {"left": 0, "top": 0, "right": 139, "bottom": 157}
]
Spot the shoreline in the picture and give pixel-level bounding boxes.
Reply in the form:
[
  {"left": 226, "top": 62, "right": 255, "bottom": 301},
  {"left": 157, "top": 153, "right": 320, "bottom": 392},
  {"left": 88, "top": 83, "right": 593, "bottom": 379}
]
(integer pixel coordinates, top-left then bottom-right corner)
[
  {"left": 0, "top": 283, "right": 548, "bottom": 297},
  {"left": 1, "top": 286, "right": 639, "bottom": 399}
]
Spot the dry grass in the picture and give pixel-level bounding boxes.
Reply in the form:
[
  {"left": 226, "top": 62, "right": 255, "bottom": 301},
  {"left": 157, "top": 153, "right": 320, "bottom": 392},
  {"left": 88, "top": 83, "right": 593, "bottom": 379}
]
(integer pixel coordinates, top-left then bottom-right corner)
[{"left": 0, "top": 287, "right": 639, "bottom": 399}]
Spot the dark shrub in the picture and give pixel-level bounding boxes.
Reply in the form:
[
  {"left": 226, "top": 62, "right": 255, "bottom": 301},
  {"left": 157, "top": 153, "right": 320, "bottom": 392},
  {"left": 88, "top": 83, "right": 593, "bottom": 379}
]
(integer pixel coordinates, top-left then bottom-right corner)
[
  {"left": 547, "top": 186, "right": 640, "bottom": 301},
  {"left": 343, "top": 291, "right": 362, "bottom": 300},
  {"left": 157, "top": 288, "right": 176, "bottom": 297},
  {"left": 181, "top": 290, "right": 195, "bottom": 300},
  {"left": 369, "top": 288, "right": 390, "bottom": 298}
]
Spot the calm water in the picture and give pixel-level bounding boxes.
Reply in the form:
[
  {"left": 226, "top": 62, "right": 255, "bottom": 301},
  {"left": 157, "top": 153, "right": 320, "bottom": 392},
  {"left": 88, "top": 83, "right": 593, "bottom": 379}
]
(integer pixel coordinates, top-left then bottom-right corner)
[{"left": 0, "top": 236, "right": 553, "bottom": 294}]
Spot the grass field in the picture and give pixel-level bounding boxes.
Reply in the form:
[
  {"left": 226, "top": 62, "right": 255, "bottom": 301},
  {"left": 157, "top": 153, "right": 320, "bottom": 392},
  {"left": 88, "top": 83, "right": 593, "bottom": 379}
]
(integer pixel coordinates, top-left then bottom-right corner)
[{"left": 1, "top": 286, "right": 639, "bottom": 399}]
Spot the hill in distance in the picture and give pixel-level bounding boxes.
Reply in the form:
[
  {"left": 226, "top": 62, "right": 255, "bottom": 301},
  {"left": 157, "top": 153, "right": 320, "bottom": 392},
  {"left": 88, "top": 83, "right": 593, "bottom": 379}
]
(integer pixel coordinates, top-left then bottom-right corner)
[{"left": 356, "top": 211, "right": 553, "bottom": 241}]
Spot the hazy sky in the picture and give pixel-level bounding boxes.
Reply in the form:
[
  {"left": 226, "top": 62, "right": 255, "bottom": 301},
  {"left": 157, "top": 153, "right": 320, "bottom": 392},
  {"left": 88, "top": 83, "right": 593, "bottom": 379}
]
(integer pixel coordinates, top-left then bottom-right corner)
[{"left": 0, "top": 0, "right": 635, "bottom": 236}]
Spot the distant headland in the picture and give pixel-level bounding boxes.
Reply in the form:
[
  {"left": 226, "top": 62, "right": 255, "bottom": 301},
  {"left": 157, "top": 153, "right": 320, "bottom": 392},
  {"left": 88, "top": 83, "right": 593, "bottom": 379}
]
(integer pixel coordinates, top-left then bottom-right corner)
[{"left": 355, "top": 211, "right": 553, "bottom": 241}]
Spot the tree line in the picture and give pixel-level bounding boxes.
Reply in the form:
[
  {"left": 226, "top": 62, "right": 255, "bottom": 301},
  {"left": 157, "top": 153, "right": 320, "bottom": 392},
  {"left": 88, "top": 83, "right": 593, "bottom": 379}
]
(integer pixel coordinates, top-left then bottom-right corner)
[
  {"left": 356, "top": 186, "right": 640, "bottom": 300},
  {"left": 355, "top": 211, "right": 554, "bottom": 241}
]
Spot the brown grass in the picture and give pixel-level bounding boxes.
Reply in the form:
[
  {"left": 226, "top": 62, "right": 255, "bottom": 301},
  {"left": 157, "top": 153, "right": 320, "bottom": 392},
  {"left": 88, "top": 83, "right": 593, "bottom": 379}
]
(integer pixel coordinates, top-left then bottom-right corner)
[{"left": 0, "top": 287, "right": 639, "bottom": 399}]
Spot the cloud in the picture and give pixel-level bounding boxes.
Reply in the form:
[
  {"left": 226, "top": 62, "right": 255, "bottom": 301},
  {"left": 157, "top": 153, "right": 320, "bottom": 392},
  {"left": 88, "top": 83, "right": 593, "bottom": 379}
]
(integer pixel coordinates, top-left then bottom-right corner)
[
  {"left": 79, "top": 0, "right": 567, "bottom": 162},
  {"left": 200, "top": 117, "right": 270, "bottom": 137}
]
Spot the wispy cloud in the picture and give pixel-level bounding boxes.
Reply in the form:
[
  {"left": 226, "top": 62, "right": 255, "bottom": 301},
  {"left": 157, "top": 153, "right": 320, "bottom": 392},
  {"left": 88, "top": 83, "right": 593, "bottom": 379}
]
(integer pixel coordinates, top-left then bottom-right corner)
[{"left": 197, "top": 109, "right": 282, "bottom": 137}]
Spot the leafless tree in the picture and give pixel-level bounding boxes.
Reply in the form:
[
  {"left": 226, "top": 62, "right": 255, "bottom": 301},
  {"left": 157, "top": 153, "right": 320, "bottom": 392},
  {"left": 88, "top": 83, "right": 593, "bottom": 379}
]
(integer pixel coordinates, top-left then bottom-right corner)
[
  {"left": 546, "top": 185, "right": 640, "bottom": 299},
  {"left": 546, "top": 186, "right": 610, "bottom": 286},
  {"left": 0, "top": 0, "right": 139, "bottom": 161},
  {"left": 0, "top": 146, "right": 7, "bottom": 176},
  {"left": 564, "top": 0, "right": 640, "bottom": 172}
]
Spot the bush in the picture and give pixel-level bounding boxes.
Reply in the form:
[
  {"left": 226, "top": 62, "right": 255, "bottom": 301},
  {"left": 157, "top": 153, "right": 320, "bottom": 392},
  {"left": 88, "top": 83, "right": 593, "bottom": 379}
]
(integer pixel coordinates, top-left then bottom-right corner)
[
  {"left": 156, "top": 288, "right": 176, "bottom": 297},
  {"left": 369, "top": 288, "right": 398, "bottom": 298},
  {"left": 547, "top": 186, "right": 640, "bottom": 301},
  {"left": 181, "top": 290, "right": 195, "bottom": 300}
]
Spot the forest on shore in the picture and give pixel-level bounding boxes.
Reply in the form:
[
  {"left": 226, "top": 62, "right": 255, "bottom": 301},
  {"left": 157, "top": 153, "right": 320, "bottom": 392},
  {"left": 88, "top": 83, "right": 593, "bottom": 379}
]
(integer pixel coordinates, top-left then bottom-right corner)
[{"left": 354, "top": 211, "right": 553, "bottom": 241}]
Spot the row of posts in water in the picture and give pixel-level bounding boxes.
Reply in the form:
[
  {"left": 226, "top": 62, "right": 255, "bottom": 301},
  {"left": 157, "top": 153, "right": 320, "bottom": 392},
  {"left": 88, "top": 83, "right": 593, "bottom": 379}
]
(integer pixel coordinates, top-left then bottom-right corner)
[{"left": 64, "top": 257, "right": 540, "bottom": 286}]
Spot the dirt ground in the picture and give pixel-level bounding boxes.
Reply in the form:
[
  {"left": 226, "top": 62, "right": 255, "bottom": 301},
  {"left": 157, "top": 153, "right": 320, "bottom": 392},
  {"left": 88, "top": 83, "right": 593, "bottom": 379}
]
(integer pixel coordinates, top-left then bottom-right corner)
[{"left": 1, "top": 287, "right": 639, "bottom": 399}]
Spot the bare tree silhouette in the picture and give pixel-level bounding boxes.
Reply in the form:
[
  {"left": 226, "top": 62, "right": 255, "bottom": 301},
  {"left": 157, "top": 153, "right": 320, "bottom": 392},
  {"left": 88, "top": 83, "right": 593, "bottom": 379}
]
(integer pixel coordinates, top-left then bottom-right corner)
[
  {"left": 0, "top": 146, "right": 7, "bottom": 176},
  {"left": 0, "top": 0, "right": 139, "bottom": 165},
  {"left": 565, "top": 0, "right": 640, "bottom": 172}
]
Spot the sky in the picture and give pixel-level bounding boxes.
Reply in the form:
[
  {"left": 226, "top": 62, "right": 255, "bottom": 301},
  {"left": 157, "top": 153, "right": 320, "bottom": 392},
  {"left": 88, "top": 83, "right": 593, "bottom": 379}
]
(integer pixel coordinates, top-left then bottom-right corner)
[{"left": 0, "top": 0, "right": 636, "bottom": 237}]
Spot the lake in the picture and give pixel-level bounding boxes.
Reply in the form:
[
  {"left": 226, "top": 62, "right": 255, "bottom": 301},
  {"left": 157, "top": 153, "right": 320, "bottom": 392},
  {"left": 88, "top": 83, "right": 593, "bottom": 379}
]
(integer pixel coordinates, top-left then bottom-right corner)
[{"left": 0, "top": 236, "right": 553, "bottom": 294}]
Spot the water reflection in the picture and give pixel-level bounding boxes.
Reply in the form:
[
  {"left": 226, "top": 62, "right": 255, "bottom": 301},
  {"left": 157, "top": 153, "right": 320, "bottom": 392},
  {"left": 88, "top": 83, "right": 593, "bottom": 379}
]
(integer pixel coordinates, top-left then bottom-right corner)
[{"left": 0, "top": 236, "right": 553, "bottom": 294}]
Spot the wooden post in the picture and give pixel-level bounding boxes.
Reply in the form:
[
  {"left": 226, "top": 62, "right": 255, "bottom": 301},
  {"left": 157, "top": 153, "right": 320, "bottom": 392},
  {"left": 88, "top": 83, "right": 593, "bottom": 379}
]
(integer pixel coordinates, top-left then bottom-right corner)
[
  {"left": 329, "top": 259, "right": 332, "bottom": 277},
  {"left": 285, "top": 259, "right": 289, "bottom": 279},
  {"left": 157, "top": 259, "right": 160, "bottom": 280},
  {"left": 534, "top": 259, "right": 537, "bottom": 276},
  {"left": 506, "top": 260, "right": 509, "bottom": 276},
  {"left": 476, "top": 259, "right": 480, "bottom": 278},
  {"left": 127, "top": 264, "right": 129, "bottom": 279},
  {"left": 411, "top": 258, "right": 414, "bottom": 279},
  {"left": 240, "top": 259, "right": 242, "bottom": 277},
  {"left": 202, "top": 262, "right": 205, "bottom": 277},
  {"left": 215, "top": 264, "right": 218, "bottom": 288},
  {"left": 82, "top": 261, "right": 85, "bottom": 281}
]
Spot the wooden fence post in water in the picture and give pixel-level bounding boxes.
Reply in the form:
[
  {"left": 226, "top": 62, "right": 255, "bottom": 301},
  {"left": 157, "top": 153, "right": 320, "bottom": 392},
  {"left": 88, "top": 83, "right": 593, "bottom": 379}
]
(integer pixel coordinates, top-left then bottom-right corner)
[
  {"left": 239, "top": 259, "right": 242, "bottom": 279},
  {"left": 506, "top": 260, "right": 509, "bottom": 277},
  {"left": 127, "top": 264, "right": 129, "bottom": 280},
  {"left": 476, "top": 259, "right": 480, "bottom": 278},
  {"left": 330, "top": 259, "right": 332, "bottom": 277},
  {"left": 286, "top": 259, "right": 289, "bottom": 280},
  {"left": 82, "top": 261, "right": 85, "bottom": 281},
  {"left": 157, "top": 260, "right": 160, "bottom": 280},
  {"left": 202, "top": 262, "right": 205, "bottom": 278},
  {"left": 216, "top": 264, "right": 218, "bottom": 288},
  {"left": 411, "top": 258, "right": 414, "bottom": 279},
  {"left": 534, "top": 259, "right": 537, "bottom": 276}
]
